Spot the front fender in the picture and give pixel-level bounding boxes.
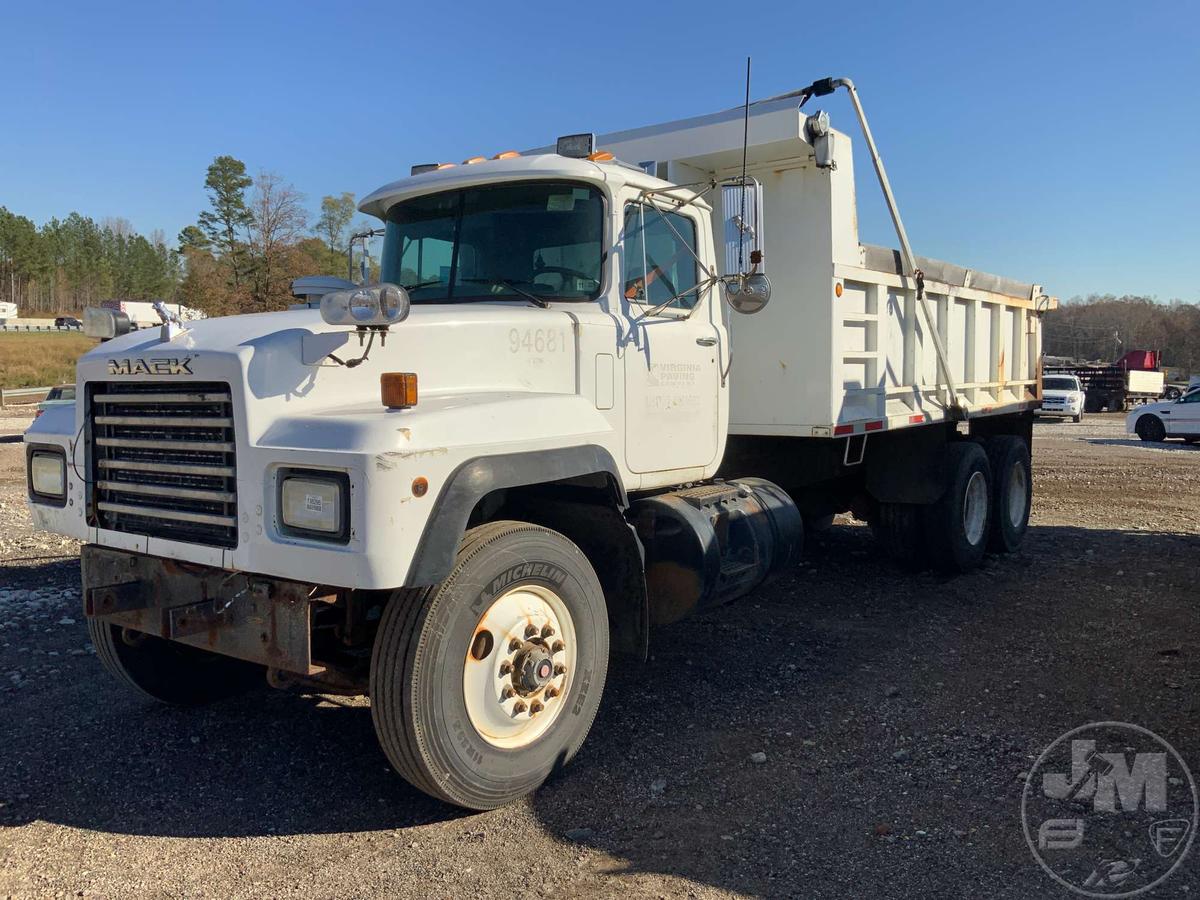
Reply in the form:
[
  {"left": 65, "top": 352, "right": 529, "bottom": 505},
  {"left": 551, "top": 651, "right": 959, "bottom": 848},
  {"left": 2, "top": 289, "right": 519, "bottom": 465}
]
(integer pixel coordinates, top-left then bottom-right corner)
[{"left": 404, "top": 444, "right": 625, "bottom": 587}]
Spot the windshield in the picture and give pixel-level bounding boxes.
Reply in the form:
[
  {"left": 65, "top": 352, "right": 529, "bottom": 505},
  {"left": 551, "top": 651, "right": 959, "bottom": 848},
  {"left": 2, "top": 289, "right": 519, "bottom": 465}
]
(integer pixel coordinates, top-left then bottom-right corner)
[
  {"left": 1044, "top": 377, "right": 1079, "bottom": 391},
  {"left": 380, "top": 181, "right": 604, "bottom": 304}
]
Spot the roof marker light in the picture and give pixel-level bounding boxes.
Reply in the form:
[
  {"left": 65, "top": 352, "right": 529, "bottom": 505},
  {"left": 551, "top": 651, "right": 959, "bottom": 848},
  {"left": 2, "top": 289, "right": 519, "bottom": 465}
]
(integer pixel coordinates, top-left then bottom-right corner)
[
  {"left": 493, "top": 150, "right": 520, "bottom": 159},
  {"left": 587, "top": 150, "right": 615, "bottom": 162},
  {"left": 463, "top": 156, "right": 487, "bottom": 165}
]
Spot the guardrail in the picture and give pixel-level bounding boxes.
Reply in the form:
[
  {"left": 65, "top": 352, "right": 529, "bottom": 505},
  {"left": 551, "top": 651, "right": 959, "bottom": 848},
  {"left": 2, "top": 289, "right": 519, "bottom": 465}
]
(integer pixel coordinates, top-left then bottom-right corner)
[
  {"left": 0, "top": 324, "right": 82, "bottom": 332},
  {"left": 0, "top": 386, "right": 52, "bottom": 407}
]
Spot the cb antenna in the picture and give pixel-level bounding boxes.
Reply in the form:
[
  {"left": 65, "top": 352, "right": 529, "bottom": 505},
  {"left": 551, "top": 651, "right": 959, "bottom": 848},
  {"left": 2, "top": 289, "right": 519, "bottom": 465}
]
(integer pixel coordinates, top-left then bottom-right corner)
[{"left": 738, "top": 56, "right": 751, "bottom": 274}]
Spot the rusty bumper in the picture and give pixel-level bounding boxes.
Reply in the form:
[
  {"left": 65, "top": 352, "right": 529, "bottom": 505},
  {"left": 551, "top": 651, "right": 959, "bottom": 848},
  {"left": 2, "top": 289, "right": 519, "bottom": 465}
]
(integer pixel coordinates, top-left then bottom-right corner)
[{"left": 82, "top": 544, "right": 321, "bottom": 675}]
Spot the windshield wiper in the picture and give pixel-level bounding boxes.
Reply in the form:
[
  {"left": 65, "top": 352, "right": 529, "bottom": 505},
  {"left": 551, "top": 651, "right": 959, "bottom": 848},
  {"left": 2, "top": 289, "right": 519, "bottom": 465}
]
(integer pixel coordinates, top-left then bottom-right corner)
[
  {"left": 461, "top": 277, "right": 549, "bottom": 308},
  {"left": 401, "top": 279, "right": 443, "bottom": 291}
]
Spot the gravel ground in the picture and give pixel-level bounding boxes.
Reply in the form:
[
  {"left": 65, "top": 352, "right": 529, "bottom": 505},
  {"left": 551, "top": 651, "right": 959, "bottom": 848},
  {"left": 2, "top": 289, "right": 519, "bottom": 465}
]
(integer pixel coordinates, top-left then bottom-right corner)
[{"left": 1, "top": 409, "right": 1198, "bottom": 898}]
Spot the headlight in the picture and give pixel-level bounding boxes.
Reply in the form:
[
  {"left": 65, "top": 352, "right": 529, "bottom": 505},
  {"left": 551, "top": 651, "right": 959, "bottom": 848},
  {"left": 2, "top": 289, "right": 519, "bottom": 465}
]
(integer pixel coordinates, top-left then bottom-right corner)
[
  {"left": 28, "top": 447, "right": 66, "bottom": 505},
  {"left": 321, "top": 283, "right": 410, "bottom": 328},
  {"left": 278, "top": 470, "right": 350, "bottom": 542}
]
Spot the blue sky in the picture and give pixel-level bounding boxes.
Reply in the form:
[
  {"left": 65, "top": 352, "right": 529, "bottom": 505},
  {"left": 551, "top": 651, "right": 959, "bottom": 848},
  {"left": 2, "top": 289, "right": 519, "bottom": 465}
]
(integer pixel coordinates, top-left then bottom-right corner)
[{"left": 3, "top": 0, "right": 1197, "bottom": 301}]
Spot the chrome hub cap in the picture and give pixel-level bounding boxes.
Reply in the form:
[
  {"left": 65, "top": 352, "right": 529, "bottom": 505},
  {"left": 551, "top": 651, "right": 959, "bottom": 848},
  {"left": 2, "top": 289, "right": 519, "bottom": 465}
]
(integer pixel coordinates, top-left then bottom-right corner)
[{"left": 463, "top": 584, "right": 574, "bottom": 749}]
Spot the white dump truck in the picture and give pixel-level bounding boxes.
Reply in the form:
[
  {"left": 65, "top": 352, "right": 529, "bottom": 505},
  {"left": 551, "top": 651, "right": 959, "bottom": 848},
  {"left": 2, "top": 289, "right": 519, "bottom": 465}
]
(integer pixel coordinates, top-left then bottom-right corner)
[{"left": 25, "top": 77, "right": 1054, "bottom": 810}]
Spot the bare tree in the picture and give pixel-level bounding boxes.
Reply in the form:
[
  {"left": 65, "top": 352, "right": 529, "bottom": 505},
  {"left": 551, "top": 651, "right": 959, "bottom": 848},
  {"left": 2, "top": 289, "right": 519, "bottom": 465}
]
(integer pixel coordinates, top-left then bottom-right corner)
[{"left": 247, "top": 171, "right": 308, "bottom": 309}]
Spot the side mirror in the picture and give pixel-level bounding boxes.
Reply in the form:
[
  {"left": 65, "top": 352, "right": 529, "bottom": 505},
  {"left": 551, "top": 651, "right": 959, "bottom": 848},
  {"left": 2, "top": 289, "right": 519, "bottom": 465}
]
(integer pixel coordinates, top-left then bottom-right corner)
[{"left": 723, "top": 273, "right": 772, "bottom": 315}]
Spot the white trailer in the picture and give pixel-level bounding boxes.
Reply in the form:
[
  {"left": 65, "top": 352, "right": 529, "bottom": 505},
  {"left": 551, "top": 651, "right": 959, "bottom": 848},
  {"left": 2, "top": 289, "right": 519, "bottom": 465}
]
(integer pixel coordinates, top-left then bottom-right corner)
[
  {"left": 100, "top": 299, "right": 205, "bottom": 329},
  {"left": 26, "top": 77, "right": 1054, "bottom": 810}
]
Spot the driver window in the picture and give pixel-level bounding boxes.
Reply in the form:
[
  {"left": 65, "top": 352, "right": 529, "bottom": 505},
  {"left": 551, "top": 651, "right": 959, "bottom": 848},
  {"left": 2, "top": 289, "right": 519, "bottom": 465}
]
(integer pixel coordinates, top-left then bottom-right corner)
[
  {"left": 622, "top": 202, "right": 699, "bottom": 309},
  {"left": 1180, "top": 391, "right": 1200, "bottom": 403}
]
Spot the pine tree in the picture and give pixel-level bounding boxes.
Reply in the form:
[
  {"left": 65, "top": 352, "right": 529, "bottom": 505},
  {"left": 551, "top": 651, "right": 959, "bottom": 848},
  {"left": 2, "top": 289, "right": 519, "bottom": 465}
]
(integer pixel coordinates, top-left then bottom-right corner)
[{"left": 197, "top": 155, "right": 253, "bottom": 288}]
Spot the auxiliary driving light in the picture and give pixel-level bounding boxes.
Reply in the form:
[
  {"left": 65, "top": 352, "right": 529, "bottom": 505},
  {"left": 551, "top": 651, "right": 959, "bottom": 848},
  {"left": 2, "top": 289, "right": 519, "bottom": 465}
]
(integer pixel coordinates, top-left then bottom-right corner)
[{"left": 320, "top": 283, "right": 411, "bottom": 328}]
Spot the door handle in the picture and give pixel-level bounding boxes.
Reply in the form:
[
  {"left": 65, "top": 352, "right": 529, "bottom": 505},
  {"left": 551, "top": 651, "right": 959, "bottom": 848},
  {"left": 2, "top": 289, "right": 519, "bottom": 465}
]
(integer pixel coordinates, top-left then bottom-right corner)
[{"left": 696, "top": 336, "right": 718, "bottom": 347}]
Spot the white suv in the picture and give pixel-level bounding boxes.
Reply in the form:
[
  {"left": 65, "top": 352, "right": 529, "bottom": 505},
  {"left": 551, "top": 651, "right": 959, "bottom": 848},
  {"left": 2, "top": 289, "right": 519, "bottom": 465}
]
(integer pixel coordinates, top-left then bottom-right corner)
[{"left": 1039, "top": 374, "right": 1086, "bottom": 422}]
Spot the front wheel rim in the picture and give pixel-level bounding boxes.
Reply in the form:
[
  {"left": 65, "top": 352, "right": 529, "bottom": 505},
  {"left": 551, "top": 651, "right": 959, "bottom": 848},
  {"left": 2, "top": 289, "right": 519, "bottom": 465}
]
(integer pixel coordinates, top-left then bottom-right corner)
[
  {"left": 962, "top": 470, "right": 988, "bottom": 546},
  {"left": 463, "top": 583, "right": 576, "bottom": 749}
]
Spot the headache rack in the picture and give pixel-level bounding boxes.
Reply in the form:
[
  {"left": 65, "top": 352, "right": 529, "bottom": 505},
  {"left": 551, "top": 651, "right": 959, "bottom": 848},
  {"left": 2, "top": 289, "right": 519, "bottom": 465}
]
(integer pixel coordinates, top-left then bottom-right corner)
[{"left": 88, "top": 382, "right": 239, "bottom": 548}]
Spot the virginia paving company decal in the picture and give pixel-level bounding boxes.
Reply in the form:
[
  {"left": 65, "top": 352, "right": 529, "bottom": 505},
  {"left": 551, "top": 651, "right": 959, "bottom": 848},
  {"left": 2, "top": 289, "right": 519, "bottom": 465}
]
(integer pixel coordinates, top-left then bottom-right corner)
[{"left": 106, "top": 357, "right": 194, "bottom": 375}]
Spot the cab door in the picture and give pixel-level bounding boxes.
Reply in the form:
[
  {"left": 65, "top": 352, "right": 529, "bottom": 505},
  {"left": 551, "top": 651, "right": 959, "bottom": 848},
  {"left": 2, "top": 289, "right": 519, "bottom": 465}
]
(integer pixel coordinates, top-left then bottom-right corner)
[{"left": 620, "top": 200, "right": 720, "bottom": 473}]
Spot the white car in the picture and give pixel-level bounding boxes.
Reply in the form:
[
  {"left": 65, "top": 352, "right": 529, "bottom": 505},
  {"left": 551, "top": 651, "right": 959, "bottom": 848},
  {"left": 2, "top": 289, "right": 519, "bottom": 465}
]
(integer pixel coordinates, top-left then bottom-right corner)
[
  {"left": 1127, "top": 385, "right": 1200, "bottom": 443},
  {"left": 1039, "top": 374, "right": 1086, "bottom": 422}
]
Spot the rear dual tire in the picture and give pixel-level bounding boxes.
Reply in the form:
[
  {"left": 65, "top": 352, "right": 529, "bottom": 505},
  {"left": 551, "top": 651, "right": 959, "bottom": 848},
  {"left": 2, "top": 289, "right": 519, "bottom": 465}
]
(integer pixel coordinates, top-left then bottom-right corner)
[
  {"left": 984, "top": 436, "right": 1031, "bottom": 554},
  {"left": 921, "top": 442, "right": 992, "bottom": 573},
  {"left": 874, "top": 437, "right": 1031, "bottom": 572}
]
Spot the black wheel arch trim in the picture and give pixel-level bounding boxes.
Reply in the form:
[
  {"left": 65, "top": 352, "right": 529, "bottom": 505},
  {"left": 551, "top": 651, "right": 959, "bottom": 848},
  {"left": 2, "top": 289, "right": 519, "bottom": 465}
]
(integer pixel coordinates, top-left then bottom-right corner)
[{"left": 404, "top": 444, "right": 627, "bottom": 587}]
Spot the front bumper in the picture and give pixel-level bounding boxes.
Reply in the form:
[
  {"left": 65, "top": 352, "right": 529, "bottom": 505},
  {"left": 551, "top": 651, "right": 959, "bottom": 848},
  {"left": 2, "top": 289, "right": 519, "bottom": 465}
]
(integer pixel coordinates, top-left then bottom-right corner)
[{"left": 82, "top": 544, "right": 322, "bottom": 675}]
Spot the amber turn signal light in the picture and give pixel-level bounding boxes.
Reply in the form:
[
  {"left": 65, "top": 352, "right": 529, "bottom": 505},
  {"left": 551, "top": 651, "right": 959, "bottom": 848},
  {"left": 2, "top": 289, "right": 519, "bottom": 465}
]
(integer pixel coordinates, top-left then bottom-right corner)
[{"left": 382, "top": 372, "right": 418, "bottom": 409}]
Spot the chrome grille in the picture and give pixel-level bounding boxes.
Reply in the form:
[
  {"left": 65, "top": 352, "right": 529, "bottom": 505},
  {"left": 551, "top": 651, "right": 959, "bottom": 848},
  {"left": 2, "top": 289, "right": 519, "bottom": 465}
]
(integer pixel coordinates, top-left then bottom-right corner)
[{"left": 89, "top": 382, "right": 238, "bottom": 548}]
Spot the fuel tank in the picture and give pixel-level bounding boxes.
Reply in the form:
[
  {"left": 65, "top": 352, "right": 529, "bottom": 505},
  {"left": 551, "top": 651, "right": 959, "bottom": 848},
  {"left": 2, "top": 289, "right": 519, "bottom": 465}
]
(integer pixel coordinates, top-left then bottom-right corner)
[{"left": 630, "top": 477, "right": 802, "bottom": 625}]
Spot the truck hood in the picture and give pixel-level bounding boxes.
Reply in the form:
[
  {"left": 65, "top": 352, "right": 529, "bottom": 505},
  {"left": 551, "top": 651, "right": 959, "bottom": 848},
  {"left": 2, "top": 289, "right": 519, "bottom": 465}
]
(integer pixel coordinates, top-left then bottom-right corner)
[{"left": 76, "top": 303, "right": 597, "bottom": 448}]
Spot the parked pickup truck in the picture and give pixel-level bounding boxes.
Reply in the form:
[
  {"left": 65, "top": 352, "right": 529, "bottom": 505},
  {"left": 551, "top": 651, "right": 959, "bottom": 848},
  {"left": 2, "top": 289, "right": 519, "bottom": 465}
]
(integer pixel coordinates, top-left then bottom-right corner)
[{"left": 25, "top": 77, "right": 1055, "bottom": 810}]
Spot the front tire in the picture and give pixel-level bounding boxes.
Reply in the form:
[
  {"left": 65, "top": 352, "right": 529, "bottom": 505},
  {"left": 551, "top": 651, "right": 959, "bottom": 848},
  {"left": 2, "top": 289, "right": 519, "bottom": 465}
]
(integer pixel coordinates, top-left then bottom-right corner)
[
  {"left": 370, "top": 521, "right": 609, "bottom": 810},
  {"left": 88, "top": 619, "right": 263, "bottom": 705},
  {"left": 1072, "top": 413, "right": 1083, "bottom": 424},
  {"left": 1135, "top": 415, "right": 1167, "bottom": 442},
  {"left": 922, "top": 442, "right": 992, "bottom": 573}
]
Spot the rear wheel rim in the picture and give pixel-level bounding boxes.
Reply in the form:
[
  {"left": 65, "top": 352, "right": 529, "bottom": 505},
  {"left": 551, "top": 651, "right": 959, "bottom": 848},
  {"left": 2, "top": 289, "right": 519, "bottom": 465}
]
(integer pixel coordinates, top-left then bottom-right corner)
[
  {"left": 963, "top": 470, "right": 988, "bottom": 546},
  {"left": 1007, "top": 461, "right": 1028, "bottom": 529},
  {"left": 462, "top": 583, "right": 576, "bottom": 749}
]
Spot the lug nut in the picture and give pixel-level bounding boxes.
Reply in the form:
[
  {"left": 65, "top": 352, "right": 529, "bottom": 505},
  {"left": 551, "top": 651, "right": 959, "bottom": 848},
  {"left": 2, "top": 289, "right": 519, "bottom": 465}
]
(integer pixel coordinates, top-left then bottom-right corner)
[
  {"left": 513, "top": 700, "right": 528, "bottom": 714},
  {"left": 554, "top": 663, "right": 566, "bottom": 675},
  {"left": 544, "top": 686, "right": 559, "bottom": 699},
  {"left": 551, "top": 640, "right": 565, "bottom": 654},
  {"left": 501, "top": 686, "right": 514, "bottom": 700},
  {"left": 530, "top": 700, "right": 544, "bottom": 715},
  {"left": 499, "top": 661, "right": 513, "bottom": 675},
  {"left": 509, "top": 639, "right": 522, "bottom": 652},
  {"left": 541, "top": 624, "right": 554, "bottom": 638},
  {"left": 524, "top": 624, "right": 539, "bottom": 639}
]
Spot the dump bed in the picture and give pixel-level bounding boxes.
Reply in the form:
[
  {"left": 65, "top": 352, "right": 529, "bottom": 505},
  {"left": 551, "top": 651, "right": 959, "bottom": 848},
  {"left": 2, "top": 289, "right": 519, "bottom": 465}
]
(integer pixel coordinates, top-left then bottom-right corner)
[{"left": 597, "top": 95, "right": 1055, "bottom": 438}]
